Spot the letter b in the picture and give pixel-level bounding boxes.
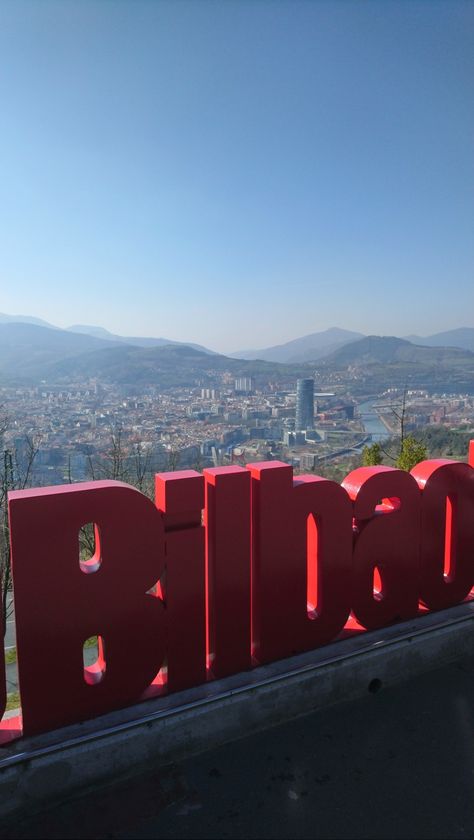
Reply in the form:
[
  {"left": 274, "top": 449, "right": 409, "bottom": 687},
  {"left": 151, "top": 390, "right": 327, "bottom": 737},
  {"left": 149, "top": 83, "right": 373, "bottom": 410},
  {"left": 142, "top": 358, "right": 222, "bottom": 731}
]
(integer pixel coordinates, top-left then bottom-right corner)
[{"left": 9, "top": 481, "right": 165, "bottom": 735}]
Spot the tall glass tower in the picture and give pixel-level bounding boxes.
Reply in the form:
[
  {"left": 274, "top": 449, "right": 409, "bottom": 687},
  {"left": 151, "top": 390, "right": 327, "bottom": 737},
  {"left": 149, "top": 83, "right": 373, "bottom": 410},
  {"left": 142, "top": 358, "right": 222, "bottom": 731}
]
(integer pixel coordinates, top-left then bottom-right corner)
[{"left": 296, "top": 378, "right": 314, "bottom": 430}]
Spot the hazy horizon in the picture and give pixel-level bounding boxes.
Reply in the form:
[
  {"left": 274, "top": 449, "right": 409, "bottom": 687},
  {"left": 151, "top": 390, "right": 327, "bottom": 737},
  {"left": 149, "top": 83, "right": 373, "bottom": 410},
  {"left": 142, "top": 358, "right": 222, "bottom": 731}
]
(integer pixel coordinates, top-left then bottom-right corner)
[
  {"left": 2, "top": 310, "right": 474, "bottom": 358},
  {"left": 1, "top": 0, "right": 473, "bottom": 353}
]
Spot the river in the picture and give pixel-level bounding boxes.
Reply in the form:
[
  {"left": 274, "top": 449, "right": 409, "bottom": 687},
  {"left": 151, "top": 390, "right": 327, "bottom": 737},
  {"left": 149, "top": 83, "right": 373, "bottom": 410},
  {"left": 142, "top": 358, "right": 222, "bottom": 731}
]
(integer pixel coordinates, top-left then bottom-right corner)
[{"left": 357, "top": 399, "right": 392, "bottom": 442}]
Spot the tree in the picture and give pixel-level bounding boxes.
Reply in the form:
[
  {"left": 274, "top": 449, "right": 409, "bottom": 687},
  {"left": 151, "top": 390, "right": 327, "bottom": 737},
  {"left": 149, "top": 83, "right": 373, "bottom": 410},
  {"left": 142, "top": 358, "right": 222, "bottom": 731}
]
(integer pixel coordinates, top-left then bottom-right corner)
[
  {"left": 131, "top": 441, "right": 153, "bottom": 495},
  {"left": 166, "top": 448, "right": 181, "bottom": 472},
  {"left": 99, "top": 425, "right": 128, "bottom": 482},
  {"left": 313, "top": 454, "right": 362, "bottom": 483},
  {"left": 192, "top": 448, "right": 203, "bottom": 473},
  {"left": 0, "top": 422, "right": 41, "bottom": 635},
  {"left": 396, "top": 435, "right": 428, "bottom": 472},
  {"left": 80, "top": 427, "right": 157, "bottom": 558},
  {"left": 362, "top": 442, "right": 383, "bottom": 466},
  {"left": 389, "top": 388, "right": 408, "bottom": 446},
  {"left": 376, "top": 387, "right": 422, "bottom": 469}
]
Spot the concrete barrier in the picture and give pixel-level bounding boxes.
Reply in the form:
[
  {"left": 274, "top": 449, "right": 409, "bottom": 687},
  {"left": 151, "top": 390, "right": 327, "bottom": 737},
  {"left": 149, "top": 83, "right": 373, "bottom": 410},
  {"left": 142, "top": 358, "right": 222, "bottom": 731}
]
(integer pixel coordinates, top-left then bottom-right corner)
[{"left": 1, "top": 600, "right": 474, "bottom": 820}]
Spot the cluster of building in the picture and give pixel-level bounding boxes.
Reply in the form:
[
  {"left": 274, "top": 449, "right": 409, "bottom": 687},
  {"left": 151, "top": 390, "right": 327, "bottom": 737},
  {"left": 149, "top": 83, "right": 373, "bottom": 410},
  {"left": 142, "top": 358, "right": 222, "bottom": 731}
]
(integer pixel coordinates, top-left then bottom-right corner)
[
  {"left": 376, "top": 389, "right": 474, "bottom": 434},
  {"left": 1, "top": 379, "right": 474, "bottom": 487}
]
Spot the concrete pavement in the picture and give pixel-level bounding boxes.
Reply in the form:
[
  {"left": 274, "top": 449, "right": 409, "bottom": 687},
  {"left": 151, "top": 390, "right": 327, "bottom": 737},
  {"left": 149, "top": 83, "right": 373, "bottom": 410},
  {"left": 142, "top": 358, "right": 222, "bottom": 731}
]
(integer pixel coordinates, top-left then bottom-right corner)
[{"left": 2, "top": 654, "right": 474, "bottom": 839}]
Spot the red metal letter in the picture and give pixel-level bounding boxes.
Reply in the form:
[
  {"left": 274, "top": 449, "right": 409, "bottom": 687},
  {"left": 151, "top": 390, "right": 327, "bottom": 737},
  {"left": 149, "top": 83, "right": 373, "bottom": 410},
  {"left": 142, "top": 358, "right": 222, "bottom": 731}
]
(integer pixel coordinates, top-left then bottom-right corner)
[
  {"left": 8, "top": 481, "right": 166, "bottom": 735},
  {"left": 155, "top": 470, "right": 206, "bottom": 692},
  {"left": 468, "top": 441, "right": 474, "bottom": 468},
  {"left": 0, "top": 580, "right": 22, "bottom": 744},
  {"left": 248, "top": 462, "right": 352, "bottom": 664},
  {"left": 411, "top": 459, "right": 474, "bottom": 610},
  {"left": 0, "top": 594, "right": 5, "bottom": 725},
  {"left": 342, "top": 466, "right": 420, "bottom": 630},
  {"left": 204, "top": 466, "right": 251, "bottom": 678},
  {"left": 293, "top": 474, "right": 353, "bottom": 647}
]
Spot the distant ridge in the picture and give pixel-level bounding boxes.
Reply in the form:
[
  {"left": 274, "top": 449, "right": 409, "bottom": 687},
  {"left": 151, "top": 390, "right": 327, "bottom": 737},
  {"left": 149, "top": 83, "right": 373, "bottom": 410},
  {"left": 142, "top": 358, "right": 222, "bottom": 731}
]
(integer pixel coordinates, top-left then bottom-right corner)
[
  {"left": 0, "top": 322, "right": 300, "bottom": 385},
  {"left": 67, "top": 324, "right": 119, "bottom": 340},
  {"left": 2, "top": 322, "right": 474, "bottom": 392},
  {"left": 0, "top": 312, "right": 58, "bottom": 330},
  {"left": 233, "top": 326, "right": 474, "bottom": 361},
  {"left": 404, "top": 328, "right": 474, "bottom": 353},
  {"left": 2, "top": 313, "right": 474, "bottom": 384},
  {"left": 66, "top": 324, "right": 216, "bottom": 354},
  {"left": 317, "top": 335, "right": 474, "bottom": 391},
  {"left": 0, "top": 312, "right": 215, "bottom": 355},
  {"left": 231, "top": 327, "right": 364, "bottom": 363},
  {"left": 322, "top": 335, "right": 474, "bottom": 366},
  {"left": 5, "top": 335, "right": 305, "bottom": 388},
  {"left": 0, "top": 322, "right": 121, "bottom": 379}
]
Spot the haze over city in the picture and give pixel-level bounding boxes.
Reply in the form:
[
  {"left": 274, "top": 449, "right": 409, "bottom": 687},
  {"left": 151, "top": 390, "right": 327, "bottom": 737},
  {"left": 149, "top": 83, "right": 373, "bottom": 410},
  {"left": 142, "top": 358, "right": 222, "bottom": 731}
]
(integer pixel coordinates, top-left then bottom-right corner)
[{"left": 1, "top": 0, "right": 473, "bottom": 352}]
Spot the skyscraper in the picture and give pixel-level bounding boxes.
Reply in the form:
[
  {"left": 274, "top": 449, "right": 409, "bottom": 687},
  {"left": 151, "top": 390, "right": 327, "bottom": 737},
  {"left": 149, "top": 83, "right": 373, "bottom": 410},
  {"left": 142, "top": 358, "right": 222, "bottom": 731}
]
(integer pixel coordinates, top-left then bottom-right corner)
[{"left": 295, "top": 378, "right": 314, "bottom": 431}]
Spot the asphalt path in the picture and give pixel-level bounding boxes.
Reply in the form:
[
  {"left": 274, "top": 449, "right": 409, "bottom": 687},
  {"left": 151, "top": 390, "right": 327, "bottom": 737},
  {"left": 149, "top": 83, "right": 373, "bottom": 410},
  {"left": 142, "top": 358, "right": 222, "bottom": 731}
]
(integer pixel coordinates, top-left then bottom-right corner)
[
  {"left": 3, "top": 654, "right": 474, "bottom": 839},
  {"left": 4, "top": 619, "right": 15, "bottom": 650},
  {"left": 3, "top": 594, "right": 16, "bottom": 694},
  {"left": 3, "top": 598, "right": 97, "bottom": 695},
  {"left": 4, "top": 593, "right": 15, "bottom": 649}
]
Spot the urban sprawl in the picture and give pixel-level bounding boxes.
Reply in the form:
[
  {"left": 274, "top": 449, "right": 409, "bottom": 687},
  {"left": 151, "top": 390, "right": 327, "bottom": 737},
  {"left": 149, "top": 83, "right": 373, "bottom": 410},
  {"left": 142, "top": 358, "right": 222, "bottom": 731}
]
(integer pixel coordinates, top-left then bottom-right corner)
[{"left": 2, "top": 374, "right": 474, "bottom": 488}]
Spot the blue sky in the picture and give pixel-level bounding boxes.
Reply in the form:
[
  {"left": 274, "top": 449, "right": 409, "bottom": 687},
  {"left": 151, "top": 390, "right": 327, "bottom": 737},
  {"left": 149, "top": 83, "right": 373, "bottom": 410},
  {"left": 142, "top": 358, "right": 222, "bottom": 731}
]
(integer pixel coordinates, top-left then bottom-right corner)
[{"left": 0, "top": 0, "right": 472, "bottom": 353}]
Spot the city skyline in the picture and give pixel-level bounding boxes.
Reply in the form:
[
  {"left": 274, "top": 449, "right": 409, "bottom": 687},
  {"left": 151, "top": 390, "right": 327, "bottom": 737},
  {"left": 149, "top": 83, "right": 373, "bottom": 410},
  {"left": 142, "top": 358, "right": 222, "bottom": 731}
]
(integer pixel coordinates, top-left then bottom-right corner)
[{"left": 1, "top": 0, "right": 473, "bottom": 353}]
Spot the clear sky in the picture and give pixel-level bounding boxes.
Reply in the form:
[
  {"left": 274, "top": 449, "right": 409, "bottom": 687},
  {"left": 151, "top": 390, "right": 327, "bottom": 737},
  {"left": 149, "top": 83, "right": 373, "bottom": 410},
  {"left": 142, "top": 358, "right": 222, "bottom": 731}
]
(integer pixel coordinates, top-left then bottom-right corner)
[{"left": 0, "top": 0, "right": 473, "bottom": 353}]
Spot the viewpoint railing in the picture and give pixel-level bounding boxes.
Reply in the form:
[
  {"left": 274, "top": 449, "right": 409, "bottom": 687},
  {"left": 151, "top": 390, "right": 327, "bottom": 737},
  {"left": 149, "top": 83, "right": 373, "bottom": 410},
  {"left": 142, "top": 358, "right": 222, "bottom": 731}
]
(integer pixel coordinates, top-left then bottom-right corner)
[{"left": 1, "top": 442, "right": 474, "bottom": 743}]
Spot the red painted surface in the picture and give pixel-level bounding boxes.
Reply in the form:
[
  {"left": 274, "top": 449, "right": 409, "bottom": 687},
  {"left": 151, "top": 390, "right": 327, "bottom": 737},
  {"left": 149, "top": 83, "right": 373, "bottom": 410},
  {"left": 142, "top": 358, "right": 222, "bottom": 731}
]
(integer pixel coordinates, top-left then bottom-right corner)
[
  {"left": 247, "top": 461, "right": 294, "bottom": 663},
  {"left": 411, "top": 460, "right": 474, "bottom": 610},
  {"left": 248, "top": 462, "right": 353, "bottom": 663},
  {"left": 2, "top": 447, "right": 474, "bottom": 742},
  {"left": 155, "top": 471, "right": 206, "bottom": 693},
  {"left": 469, "top": 441, "right": 474, "bottom": 468},
  {"left": 0, "top": 596, "right": 5, "bottom": 726},
  {"left": 342, "top": 467, "right": 420, "bottom": 630},
  {"left": 8, "top": 482, "right": 166, "bottom": 736},
  {"left": 291, "top": 474, "right": 353, "bottom": 649},
  {"left": 204, "top": 466, "right": 251, "bottom": 678}
]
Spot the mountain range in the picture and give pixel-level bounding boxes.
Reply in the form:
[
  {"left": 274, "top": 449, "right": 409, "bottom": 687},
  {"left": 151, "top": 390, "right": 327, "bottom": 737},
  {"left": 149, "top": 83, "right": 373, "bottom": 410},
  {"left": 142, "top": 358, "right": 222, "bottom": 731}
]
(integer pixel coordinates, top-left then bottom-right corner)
[
  {"left": 232, "top": 327, "right": 474, "bottom": 362},
  {"left": 323, "top": 335, "right": 473, "bottom": 367},
  {"left": 231, "top": 328, "right": 365, "bottom": 362},
  {"left": 1, "top": 314, "right": 474, "bottom": 391},
  {"left": 0, "top": 313, "right": 214, "bottom": 354},
  {"left": 403, "top": 328, "right": 474, "bottom": 353},
  {"left": 0, "top": 321, "right": 299, "bottom": 387}
]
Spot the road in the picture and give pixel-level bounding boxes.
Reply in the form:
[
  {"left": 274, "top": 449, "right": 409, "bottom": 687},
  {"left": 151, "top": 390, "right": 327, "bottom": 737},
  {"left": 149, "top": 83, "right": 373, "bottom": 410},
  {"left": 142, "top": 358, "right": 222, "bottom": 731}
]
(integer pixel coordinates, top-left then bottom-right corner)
[
  {"left": 4, "top": 593, "right": 15, "bottom": 649},
  {"left": 3, "top": 596, "right": 97, "bottom": 695},
  {"left": 2, "top": 654, "right": 474, "bottom": 839}
]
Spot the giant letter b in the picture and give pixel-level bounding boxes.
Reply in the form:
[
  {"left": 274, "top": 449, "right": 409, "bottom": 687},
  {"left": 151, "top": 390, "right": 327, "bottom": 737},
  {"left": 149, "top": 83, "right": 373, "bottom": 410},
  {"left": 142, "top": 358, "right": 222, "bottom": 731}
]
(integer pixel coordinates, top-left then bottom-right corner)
[{"left": 9, "top": 481, "right": 165, "bottom": 735}]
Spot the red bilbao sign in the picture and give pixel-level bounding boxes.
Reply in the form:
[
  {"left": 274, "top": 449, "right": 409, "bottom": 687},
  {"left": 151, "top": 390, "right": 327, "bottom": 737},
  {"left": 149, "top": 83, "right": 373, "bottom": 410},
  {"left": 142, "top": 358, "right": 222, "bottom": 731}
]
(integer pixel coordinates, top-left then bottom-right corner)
[{"left": 2, "top": 454, "right": 474, "bottom": 741}]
